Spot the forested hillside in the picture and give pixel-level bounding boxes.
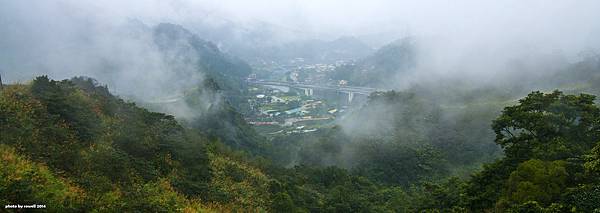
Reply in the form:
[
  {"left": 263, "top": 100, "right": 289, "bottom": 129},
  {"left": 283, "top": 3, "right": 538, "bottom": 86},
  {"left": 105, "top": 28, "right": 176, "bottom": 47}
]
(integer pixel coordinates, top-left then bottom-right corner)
[
  {"left": 153, "top": 23, "right": 252, "bottom": 96},
  {"left": 145, "top": 23, "right": 266, "bottom": 152},
  {"left": 1, "top": 76, "right": 215, "bottom": 211},
  {"left": 2, "top": 74, "right": 598, "bottom": 212}
]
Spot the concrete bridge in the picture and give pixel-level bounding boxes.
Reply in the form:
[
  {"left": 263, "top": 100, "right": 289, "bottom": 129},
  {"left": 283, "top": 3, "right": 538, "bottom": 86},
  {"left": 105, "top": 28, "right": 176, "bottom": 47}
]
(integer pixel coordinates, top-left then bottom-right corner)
[{"left": 247, "top": 80, "right": 380, "bottom": 103}]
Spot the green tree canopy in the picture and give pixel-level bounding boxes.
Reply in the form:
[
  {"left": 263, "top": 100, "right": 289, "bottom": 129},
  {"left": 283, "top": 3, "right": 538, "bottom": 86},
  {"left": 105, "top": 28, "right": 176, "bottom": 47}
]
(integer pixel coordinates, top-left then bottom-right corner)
[{"left": 492, "top": 90, "right": 600, "bottom": 162}]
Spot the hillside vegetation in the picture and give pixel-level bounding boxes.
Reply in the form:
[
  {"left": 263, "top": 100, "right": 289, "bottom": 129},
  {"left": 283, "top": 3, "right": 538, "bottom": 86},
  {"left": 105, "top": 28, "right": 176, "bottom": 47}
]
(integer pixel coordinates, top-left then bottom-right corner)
[{"left": 1, "top": 75, "right": 599, "bottom": 212}]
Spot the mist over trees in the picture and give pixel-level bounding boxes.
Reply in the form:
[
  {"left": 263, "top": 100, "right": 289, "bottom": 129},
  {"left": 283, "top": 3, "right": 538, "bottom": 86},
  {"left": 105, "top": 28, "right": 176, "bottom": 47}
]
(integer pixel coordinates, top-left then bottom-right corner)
[{"left": 1, "top": 0, "right": 600, "bottom": 212}]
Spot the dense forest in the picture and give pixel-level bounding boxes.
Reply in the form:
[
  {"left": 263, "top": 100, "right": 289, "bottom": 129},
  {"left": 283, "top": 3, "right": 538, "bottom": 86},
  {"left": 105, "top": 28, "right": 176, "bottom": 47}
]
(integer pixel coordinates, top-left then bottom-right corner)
[{"left": 1, "top": 73, "right": 599, "bottom": 212}]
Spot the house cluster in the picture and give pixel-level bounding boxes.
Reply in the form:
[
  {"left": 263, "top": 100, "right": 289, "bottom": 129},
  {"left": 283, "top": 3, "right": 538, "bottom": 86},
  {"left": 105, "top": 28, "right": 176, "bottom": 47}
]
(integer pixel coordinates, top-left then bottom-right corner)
[
  {"left": 259, "top": 99, "right": 323, "bottom": 118},
  {"left": 288, "top": 63, "right": 337, "bottom": 84}
]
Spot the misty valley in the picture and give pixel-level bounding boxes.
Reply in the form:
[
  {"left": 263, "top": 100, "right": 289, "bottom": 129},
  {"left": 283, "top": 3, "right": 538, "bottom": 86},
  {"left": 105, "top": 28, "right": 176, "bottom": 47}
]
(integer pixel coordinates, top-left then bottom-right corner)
[{"left": 1, "top": 1, "right": 600, "bottom": 212}]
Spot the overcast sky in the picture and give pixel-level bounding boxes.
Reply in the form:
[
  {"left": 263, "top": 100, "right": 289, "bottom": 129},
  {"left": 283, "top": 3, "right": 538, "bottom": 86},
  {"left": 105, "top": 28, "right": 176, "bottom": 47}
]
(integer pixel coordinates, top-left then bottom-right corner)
[
  {"left": 2, "top": 0, "right": 599, "bottom": 50},
  {"left": 117, "top": 0, "right": 600, "bottom": 44}
]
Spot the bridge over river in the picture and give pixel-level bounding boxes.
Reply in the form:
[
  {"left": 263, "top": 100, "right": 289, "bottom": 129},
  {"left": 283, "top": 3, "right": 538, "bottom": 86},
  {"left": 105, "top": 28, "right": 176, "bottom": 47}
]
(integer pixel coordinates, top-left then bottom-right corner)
[{"left": 247, "top": 80, "right": 381, "bottom": 103}]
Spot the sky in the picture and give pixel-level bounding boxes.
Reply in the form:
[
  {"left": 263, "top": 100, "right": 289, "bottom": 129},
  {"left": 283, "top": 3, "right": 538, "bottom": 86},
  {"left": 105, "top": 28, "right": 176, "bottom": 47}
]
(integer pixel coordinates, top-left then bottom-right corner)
[
  {"left": 168, "top": 0, "right": 600, "bottom": 49},
  {"left": 5, "top": 0, "right": 597, "bottom": 42}
]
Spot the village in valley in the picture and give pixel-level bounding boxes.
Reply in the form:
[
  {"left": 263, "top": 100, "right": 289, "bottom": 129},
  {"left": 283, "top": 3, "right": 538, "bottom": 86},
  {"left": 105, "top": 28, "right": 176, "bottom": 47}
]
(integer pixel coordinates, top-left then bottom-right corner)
[{"left": 242, "top": 58, "right": 360, "bottom": 136}]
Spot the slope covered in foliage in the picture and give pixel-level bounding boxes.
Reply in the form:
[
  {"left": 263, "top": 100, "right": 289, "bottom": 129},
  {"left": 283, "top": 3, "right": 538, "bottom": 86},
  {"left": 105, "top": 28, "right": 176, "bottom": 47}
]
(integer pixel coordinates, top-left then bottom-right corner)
[
  {"left": 267, "top": 89, "right": 503, "bottom": 179},
  {"left": 262, "top": 89, "right": 600, "bottom": 212},
  {"left": 0, "top": 76, "right": 415, "bottom": 212},
  {"left": 464, "top": 90, "right": 600, "bottom": 212},
  {"left": 152, "top": 23, "right": 252, "bottom": 107},
  {"left": 0, "top": 76, "right": 218, "bottom": 211},
  {"left": 2, "top": 76, "right": 599, "bottom": 212}
]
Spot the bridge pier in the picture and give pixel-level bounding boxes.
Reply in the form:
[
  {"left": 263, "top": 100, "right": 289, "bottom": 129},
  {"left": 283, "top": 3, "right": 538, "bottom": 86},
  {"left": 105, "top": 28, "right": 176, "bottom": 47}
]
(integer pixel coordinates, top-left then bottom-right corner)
[
  {"left": 339, "top": 91, "right": 354, "bottom": 104},
  {"left": 303, "top": 88, "right": 313, "bottom": 96},
  {"left": 348, "top": 92, "right": 354, "bottom": 103}
]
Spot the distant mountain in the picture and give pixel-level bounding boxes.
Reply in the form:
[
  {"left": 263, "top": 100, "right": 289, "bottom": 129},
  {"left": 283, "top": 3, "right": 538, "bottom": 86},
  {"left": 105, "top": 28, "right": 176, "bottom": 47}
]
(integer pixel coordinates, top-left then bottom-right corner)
[
  {"left": 212, "top": 35, "right": 374, "bottom": 65},
  {"left": 156, "top": 15, "right": 376, "bottom": 65},
  {"left": 550, "top": 55, "right": 600, "bottom": 94},
  {"left": 329, "top": 38, "right": 417, "bottom": 87},
  {"left": 263, "top": 36, "right": 374, "bottom": 64},
  {"left": 152, "top": 23, "right": 252, "bottom": 95},
  {"left": 147, "top": 23, "right": 265, "bottom": 151},
  {"left": 183, "top": 18, "right": 315, "bottom": 63}
]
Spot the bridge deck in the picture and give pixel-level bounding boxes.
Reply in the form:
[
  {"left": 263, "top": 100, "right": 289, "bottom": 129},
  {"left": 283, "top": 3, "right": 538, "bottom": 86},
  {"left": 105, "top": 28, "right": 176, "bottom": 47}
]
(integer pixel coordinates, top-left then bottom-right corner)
[{"left": 248, "top": 80, "right": 379, "bottom": 95}]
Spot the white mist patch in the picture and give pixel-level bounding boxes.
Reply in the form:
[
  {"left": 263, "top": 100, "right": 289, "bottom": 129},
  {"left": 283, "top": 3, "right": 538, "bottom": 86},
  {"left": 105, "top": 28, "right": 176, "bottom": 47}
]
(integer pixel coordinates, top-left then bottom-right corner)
[{"left": 0, "top": 1, "right": 219, "bottom": 120}]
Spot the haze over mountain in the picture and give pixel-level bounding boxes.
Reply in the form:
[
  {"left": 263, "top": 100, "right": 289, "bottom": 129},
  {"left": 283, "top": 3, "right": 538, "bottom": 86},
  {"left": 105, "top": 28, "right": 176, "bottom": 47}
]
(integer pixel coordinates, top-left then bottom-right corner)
[
  {"left": 329, "top": 38, "right": 417, "bottom": 87},
  {"left": 1, "top": 1, "right": 600, "bottom": 212}
]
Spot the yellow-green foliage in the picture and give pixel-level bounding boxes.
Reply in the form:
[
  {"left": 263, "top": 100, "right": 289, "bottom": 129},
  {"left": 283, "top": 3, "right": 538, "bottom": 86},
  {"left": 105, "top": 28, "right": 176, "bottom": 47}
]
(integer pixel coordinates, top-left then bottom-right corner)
[
  {"left": 84, "top": 177, "right": 220, "bottom": 212},
  {"left": 0, "top": 144, "right": 85, "bottom": 211},
  {"left": 497, "top": 159, "right": 568, "bottom": 210},
  {"left": 208, "top": 153, "right": 272, "bottom": 211},
  {"left": 1, "top": 85, "right": 77, "bottom": 152},
  {"left": 0, "top": 143, "right": 218, "bottom": 212},
  {"left": 0, "top": 79, "right": 218, "bottom": 212},
  {"left": 584, "top": 142, "right": 600, "bottom": 175}
]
